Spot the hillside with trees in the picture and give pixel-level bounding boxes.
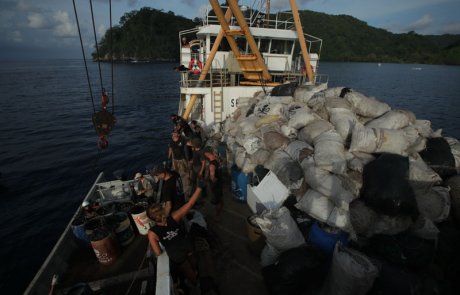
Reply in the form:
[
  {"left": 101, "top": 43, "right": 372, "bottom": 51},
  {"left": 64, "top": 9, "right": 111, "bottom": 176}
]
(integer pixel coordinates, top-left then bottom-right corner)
[{"left": 94, "top": 7, "right": 460, "bottom": 65}]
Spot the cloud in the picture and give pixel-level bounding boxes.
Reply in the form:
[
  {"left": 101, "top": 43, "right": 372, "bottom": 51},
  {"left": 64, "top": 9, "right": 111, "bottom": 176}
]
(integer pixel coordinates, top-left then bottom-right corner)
[
  {"left": 9, "top": 30, "right": 23, "bottom": 43},
  {"left": 97, "top": 24, "right": 106, "bottom": 38},
  {"left": 27, "top": 13, "right": 48, "bottom": 29},
  {"left": 440, "top": 22, "right": 460, "bottom": 34},
  {"left": 53, "top": 10, "right": 77, "bottom": 37},
  {"left": 404, "top": 14, "right": 433, "bottom": 32}
]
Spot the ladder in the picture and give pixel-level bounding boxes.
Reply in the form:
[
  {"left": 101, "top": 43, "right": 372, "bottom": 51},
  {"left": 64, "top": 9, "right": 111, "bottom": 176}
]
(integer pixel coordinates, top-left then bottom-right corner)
[
  {"left": 209, "top": 0, "right": 271, "bottom": 83},
  {"left": 213, "top": 90, "right": 223, "bottom": 123}
]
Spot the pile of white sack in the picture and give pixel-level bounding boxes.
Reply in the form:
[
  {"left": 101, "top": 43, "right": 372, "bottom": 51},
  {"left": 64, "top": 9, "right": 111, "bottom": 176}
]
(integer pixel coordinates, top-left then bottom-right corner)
[{"left": 215, "top": 85, "right": 460, "bottom": 238}]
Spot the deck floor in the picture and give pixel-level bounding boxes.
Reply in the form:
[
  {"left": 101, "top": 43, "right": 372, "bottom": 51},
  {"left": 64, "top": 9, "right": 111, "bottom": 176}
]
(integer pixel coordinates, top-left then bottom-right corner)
[
  {"left": 54, "top": 172, "right": 268, "bottom": 295},
  {"left": 198, "top": 177, "right": 268, "bottom": 295}
]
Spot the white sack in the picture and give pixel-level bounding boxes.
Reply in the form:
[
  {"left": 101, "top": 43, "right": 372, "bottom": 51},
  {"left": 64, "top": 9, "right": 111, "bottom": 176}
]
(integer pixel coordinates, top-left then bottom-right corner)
[
  {"left": 250, "top": 148, "right": 271, "bottom": 166},
  {"left": 327, "top": 207, "right": 352, "bottom": 231},
  {"left": 293, "top": 85, "right": 325, "bottom": 103},
  {"left": 284, "top": 140, "right": 313, "bottom": 163},
  {"left": 280, "top": 124, "right": 298, "bottom": 139},
  {"left": 345, "top": 151, "right": 375, "bottom": 173},
  {"left": 254, "top": 101, "right": 286, "bottom": 118},
  {"left": 265, "top": 95, "right": 294, "bottom": 105},
  {"left": 322, "top": 243, "right": 378, "bottom": 295},
  {"left": 313, "top": 130, "right": 347, "bottom": 175},
  {"left": 255, "top": 207, "right": 305, "bottom": 252},
  {"left": 325, "top": 97, "right": 352, "bottom": 111},
  {"left": 415, "top": 186, "right": 451, "bottom": 223},
  {"left": 265, "top": 150, "right": 305, "bottom": 190},
  {"left": 301, "top": 158, "right": 356, "bottom": 210},
  {"left": 329, "top": 108, "right": 360, "bottom": 141},
  {"left": 255, "top": 115, "right": 281, "bottom": 128},
  {"left": 295, "top": 189, "right": 334, "bottom": 223},
  {"left": 349, "top": 200, "right": 413, "bottom": 237},
  {"left": 365, "top": 109, "right": 415, "bottom": 129},
  {"left": 408, "top": 154, "right": 442, "bottom": 192},
  {"left": 260, "top": 242, "right": 281, "bottom": 267},
  {"left": 287, "top": 106, "right": 319, "bottom": 129},
  {"left": 263, "top": 131, "right": 289, "bottom": 151},
  {"left": 445, "top": 137, "right": 460, "bottom": 172},
  {"left": 298, "top": 119, "right": 334, "bottom": 145},
  {"left": 344, "top": 90, "right": 391, "bottom": 118},
  {"left": 243, "top": 136, "right": 263, "bottom": 155},
  {"left": 413, "top": 120, "right": 433, "bottom": 138},
  {"left": 239, "top": 115, "right": 259, "bottom": 135},
  {"left": 338, "top": 171, "right": 363, "bottom": 198},
  {"left": 349, "top": 125, "right": 409, "bottom": 155},
  {"left": 404, "top": 125, "right": 427, "bottom": 154},
  {"left": 410, "top": 215, "right": 439, "bottom": 240}
]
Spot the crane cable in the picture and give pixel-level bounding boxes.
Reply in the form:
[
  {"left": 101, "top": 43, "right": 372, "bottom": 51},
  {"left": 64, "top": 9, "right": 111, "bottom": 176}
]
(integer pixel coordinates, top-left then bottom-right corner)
[
  {"left": 110, "top": 0, "right": 115, "bottom": 115},
  {"left": 72, "top": 0, "right": 96, "bottom": 113},
  {"left": 73, "top": 0, "right": 116, "bottom": 150},
  {"left": 89, "top": 0, "right": 104, "bottom": 95}
]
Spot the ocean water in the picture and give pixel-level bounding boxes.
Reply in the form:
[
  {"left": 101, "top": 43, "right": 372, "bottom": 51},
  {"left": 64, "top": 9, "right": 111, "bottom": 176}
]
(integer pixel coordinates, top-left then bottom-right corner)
[{"left": 0, "top": 60, "right": 459, "bottom": 293}]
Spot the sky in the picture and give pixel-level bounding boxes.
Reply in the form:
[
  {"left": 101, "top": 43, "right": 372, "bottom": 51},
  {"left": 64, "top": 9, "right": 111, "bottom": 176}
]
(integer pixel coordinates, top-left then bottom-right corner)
[{"left": 1, "top": 0, "right": 459, "bottom": 59}]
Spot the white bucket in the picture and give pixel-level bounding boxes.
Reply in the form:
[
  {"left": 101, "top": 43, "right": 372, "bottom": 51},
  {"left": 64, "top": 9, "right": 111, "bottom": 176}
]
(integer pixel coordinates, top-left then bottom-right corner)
[{"left": 130, "top": 205, "right": 151, "bottom": 235}]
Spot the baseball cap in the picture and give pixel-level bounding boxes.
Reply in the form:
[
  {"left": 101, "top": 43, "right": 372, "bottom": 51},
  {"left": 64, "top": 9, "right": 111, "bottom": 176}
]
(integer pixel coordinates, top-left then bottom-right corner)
[{"left": 134, "top": 172, "right": 142, "bottom": 180}]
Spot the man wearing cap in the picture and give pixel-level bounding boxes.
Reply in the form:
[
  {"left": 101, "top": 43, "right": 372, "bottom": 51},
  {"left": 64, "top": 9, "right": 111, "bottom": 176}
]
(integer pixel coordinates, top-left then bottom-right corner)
[
  {"left": 152, "top": 166, "right": 185, "bottom": 216},
  {"left": 168, "top": 131, "right": 191, "bottom": 197},
  {"left": 203, "top": 146, "right": 223, "bottom": 219},
  {"left": 187, "top": 137, "right": 206, "bottom": 193},
  {"left": 134, "top": 173, "right": 154, "bottom": 198},
  {"left": 170, "top": 114, "right": 193, "bottom": 138}
]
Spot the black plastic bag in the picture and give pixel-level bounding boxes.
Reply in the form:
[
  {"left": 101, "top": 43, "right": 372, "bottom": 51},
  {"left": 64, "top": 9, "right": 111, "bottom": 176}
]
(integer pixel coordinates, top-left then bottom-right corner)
[
  {"left": 262, "top": 246, "right": 328, "bottom": 295},
  {"left": 420, "top": 137, "right": 456, "bottom": 178},
  {"left": 361, "top": 153, "right": 418, "bottom": 217},
  {"left": 270, "top": 82, "right": 298, "bottom": 97}
]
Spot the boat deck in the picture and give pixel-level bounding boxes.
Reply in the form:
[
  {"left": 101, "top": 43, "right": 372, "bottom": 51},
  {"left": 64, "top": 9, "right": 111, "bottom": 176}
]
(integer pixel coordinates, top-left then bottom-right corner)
[
  {"left": 198, "top": 175, "right": 267, "bottom": 295},
  {"left": 52, "top": 172, "right": 267, "bottom": 295}
]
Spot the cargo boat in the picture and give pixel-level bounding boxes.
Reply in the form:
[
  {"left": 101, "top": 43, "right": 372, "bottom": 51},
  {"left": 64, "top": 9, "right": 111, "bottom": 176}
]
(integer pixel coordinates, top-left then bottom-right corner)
[{"left": 25, "top": 1, "right": 323, "bottom": 294}]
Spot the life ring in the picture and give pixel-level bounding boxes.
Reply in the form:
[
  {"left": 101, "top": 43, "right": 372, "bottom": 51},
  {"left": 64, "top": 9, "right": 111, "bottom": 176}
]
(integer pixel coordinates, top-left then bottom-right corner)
[
  {"left": 188, "top": 59, "right": 202, "bottom": 74},
  {"left": 301, "top": 64, "right": 315, "bottom": 75}
]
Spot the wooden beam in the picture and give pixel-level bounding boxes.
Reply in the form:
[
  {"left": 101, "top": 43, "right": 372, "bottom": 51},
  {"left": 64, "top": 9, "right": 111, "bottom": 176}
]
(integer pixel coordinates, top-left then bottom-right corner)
[{"left": 289, "top": 0, "right": 314, "bottom": 83}]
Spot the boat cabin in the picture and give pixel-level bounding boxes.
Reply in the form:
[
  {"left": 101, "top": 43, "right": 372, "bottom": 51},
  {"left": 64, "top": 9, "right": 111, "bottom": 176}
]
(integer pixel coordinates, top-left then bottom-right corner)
[{"left": 177, "top": 1, "right": 326, "bottom": 126}]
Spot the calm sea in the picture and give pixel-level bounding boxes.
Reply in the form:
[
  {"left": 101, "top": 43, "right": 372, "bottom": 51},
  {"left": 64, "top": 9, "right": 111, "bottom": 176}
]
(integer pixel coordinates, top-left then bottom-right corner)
[{"left": 0, "top": 60, "right": 459, "bottom": 293}]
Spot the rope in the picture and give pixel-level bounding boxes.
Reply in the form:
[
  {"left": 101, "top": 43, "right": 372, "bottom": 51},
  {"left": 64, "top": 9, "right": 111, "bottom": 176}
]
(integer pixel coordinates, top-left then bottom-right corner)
[
  {"left": 89, "top": 0, "right": 104, "bottom": 92},
  {"left": 72, "top": 0, "right": 96, "bottom": 113},
  {"left": 124, "top": 243, "right": 151, "bottom": 295},
  {"left": 110, "top": 0, "right": 115, "bottom": 115}
]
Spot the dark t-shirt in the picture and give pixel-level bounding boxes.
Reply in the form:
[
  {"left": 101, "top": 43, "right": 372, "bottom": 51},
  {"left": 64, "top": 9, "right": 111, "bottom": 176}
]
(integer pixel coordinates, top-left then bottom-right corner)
[
  {"left": 191, "top": 149, "right": 204, "bottom": 172},
  {"left": 150, "top": 216, "right": 192, "bottom": 263},
  {"left": 161, "top": 172, "right": 185, "bottom": 213},
  {"left": 169, "top": 138, "right": 187, "bottom": 160}
]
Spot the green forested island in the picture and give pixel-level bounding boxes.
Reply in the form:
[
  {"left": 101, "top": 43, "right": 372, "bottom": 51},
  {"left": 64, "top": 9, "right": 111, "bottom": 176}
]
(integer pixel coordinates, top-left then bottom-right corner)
[{"left": 94, "top": 7, "right": 460, "bottom": 65}]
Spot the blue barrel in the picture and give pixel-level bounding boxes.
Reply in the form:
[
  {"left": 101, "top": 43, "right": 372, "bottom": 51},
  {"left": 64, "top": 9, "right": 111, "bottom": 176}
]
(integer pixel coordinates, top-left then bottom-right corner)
[
  {"left": 71, "top": 218, "right": 90, "bottom": 247},
  {"left": 231, "top": 165, "right": 252, "bottom": 202},
  {"left": 308, "top": 222, "right": 349, "bottom": 257}
]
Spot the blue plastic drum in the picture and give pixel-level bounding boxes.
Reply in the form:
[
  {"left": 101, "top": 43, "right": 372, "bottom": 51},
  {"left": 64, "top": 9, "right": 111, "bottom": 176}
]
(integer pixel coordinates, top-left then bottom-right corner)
[{"left": 231, "top": 165, "right": 252, "bottom": 202}]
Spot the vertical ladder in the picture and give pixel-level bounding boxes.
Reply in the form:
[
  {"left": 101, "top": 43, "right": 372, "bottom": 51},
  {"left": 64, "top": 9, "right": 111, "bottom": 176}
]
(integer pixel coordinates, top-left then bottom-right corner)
[
  {"left": 213, "top": 90, "right": 223, "bottom": 123},
  {"left": 209, "top": 0, "right": 271, "bottom": 82}
]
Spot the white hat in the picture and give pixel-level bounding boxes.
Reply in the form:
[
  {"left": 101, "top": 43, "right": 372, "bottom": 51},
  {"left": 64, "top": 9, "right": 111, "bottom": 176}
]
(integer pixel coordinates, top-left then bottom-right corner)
[
  {"left": 82, "top": 200, "right": 90, "bottom": 207},
  {"left": 134, "top": 172, "right": 142, "bottom": 180}
]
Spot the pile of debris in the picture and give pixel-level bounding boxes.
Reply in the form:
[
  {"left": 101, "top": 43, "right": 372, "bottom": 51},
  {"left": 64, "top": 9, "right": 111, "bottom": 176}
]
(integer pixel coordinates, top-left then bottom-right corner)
[{"left": 214, "top": 84, "right": 460, "bottom": 294}]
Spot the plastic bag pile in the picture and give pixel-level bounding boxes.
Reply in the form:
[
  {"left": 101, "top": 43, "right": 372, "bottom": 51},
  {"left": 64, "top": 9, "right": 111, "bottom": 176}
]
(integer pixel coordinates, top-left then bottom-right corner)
[{"left": 212, "top": 84, "right": 460, "bottom": 295}]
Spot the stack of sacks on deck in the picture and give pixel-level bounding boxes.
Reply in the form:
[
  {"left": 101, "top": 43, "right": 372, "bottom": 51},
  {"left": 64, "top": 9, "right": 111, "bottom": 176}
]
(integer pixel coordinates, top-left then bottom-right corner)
[{"left": 220, "top": 83, "right": 460, "bottom": 241}]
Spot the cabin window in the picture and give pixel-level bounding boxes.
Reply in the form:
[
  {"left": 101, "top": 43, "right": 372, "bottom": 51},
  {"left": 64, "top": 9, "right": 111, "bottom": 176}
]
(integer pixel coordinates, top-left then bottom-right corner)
[
  {"left": 271, "top": 40, "right": 293, "bottom": 54},
  {"left": 258, "top": 39, "right": 270, "bottom": 53}
]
